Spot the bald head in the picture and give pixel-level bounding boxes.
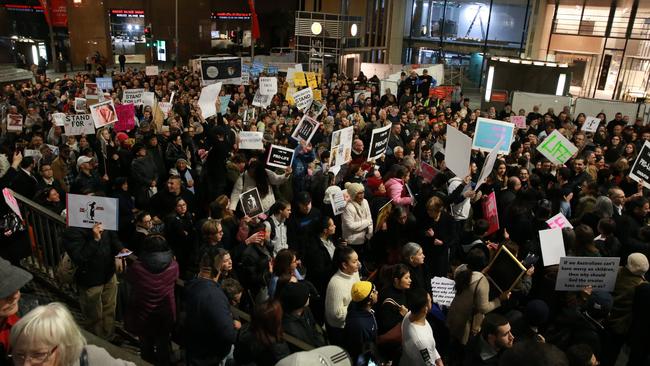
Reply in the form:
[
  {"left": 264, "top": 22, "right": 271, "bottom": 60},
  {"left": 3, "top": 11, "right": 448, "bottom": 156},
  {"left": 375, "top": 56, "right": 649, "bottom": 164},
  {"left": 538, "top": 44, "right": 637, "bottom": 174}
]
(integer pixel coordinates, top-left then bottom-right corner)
[{"left": 507, "top": 176, "right": 521, "bottom": 191}]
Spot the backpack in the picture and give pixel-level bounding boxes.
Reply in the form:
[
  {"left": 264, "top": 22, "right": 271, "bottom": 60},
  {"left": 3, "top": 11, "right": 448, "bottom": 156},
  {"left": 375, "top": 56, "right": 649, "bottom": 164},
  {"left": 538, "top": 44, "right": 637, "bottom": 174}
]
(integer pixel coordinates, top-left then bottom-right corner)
[{"left": 56, "top": 252, "right": 76, "bottom": 284}]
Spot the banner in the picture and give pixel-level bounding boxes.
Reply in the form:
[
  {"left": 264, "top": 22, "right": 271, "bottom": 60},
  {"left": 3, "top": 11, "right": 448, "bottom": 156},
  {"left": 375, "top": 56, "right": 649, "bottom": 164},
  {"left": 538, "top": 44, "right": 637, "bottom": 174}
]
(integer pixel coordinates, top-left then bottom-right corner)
[
  {"left": 581, "top": 116, "right": 600, "bottom": 133},
  {"left": 95, "top": 77, "right": 113, "bottom": 91},
  {"left": 267, "top": 145, "right": 294, "bottom": 169},
  {"left": 368, "top": 123, "right": 392, "bottom": 161},
  {"left": 259, "top": 77, "right": 278, "bottom": 96},
  {"left": 291, "top": 115, "right": 320, "bottom": 145},
  {"left": 293, "top": 87, "right": 313, "bottom": 111},
  {"left": 430, "top": 277, "right": 456, "bottom": 306},
  {"left": 198, "top": 82, "right": 223, "bottom": 119},
  {"left": 539, "top": 228, "right": 566, "bottom": 266},
  {"left": 472, "top": 117, "right": 515, "bottom": 154},
  {"left": 114, "top": 103, "right": 136, "bottom": 132},
  {"left": 329, "top": 126, "right": 354, "bottom": 168},
  {"left": 64, "top": 115, "right": 95, "bottom": 136},
  {"left": 122, "top": 89, "right": 145, "bottom": 105},
  {"left": 629, "top": 140, "right": 650, "bottom": 189},
  {"left": 537, "top": 130, "right": 578, "bottom": 164},
  {"left": 84, "top": 83, "right": 100, "bottom": 99},
  {"left": 238, "top": 131, "right": 264, "bottom": 150},
  {"left": 446, "top": 126, "right": 472, "bottom": 178},
  {"left": 66, "top": 194, "right": 119, "bottom": 231},
  {"left": 546, "top": 212, "right": 573, "bottom": 229},
  {"left": 482, "top": 192, "right": 499, "bottom": 236},
  {"left": 89, "top": 100, "right": 118, "bottom": 128},
  {"left": 200, "top": 58, "right": 242, "bottom": 85},
  {"left": 6, "top": 114, "right": 23, "bottom": 132},
  {"left": 555, "top": 257, "right": 620, "bottom": 291},
  {"left": 145, "top": 65, "right": 159, "bottom": 76},
  {"left": 74, "top": 98, "right": 87, "bottom": 113}
]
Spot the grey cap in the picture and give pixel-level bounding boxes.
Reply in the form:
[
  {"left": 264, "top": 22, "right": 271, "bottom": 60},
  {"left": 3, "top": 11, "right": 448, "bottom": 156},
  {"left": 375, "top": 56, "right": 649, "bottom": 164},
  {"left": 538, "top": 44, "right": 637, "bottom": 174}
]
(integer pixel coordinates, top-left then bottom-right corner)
[{"left": 0, "top": 258, "right": 32, "bottom": 298}]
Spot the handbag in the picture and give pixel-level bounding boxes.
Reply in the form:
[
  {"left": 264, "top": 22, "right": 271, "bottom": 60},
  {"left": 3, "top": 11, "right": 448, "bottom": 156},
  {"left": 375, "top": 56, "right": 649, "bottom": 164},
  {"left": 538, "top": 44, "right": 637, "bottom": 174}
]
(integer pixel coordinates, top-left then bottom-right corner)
[
  {"left": 0, "top": 211, "right": 24, "bottom": 235},
  {"left": 376, "top": 298, "right": 404, "bottom": 345}
]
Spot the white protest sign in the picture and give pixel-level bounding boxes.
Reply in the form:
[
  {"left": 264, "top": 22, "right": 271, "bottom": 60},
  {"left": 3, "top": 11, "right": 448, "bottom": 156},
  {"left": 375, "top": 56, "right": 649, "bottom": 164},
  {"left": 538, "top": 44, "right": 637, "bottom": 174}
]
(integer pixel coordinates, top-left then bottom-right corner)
[
  {"left": 293, "top": 87, "right": 313, "bottom": 111},
  {"left": 64, "top": 115, "right": 95, "bottom": 136},
  {"left": 291, "top": 115, "right": 320, "bottom": 144},
  {"left": 475, "top": 138, "right": 504, "bottom": 191},
  {"left": 238, "top": 131, "right": 264, "bottom": 150},
  {"left": 330, "top": 190, "right": 348, "bottom": 216},
  {"left": 252, "top": 90, "right": 273, "bottom": 108},
  {"left": 123, "top": 89, "right": 145, "bottom": 105},
  {"left": 267, "top": 145, "right": 294, "bottom": 169},
  {"left": 6, "top": 114, "right": 23, "bottom": 132},
  {"left": 198, "top": 82, "right": 223, "bottom": 119},
  {"left": 537, "top": 130, "right": 578, "bottom": 164},
  {"left": 368, "top": 123, "right": 392, "bottom": 161},
  {"left": 240, "top": 72, "right": 250, "bottom": 85},
  {"left": 446, "top": 126, "right": 472, "bottom": 178},
  {"left": 66, "top": 194, "right": 119, "bottom": 231},
  {"left": 629, "top": 140, "right": 650, "bottom": 189},
  {"left": 259, "top": 77, "right": 278, "bottom": 96},
  {"left": 145, "top": 65, "right": 159, "bottom": 76},
  {"left": 546, "top": 212, "right": 573, "bottom": 229},
  {"left": 431, "top": 277, "right": 456, "bottom": 307},
  {"left": 142, "top": 92, "right": 155, "bottom": 108},
  {"left": 539, "top": 228, "right": 566, "bottom": 266},
  {"left": 555, "top": 257, "right": 620, "bottom": 291},
  {"left": 52, "top": 113, "right": 66, "bottom": 127},
  {"left": 582, "top": 116, "right": 600, "bottom": 133},
  {"left": 89, "top": 100, "right": 118, "bottom": 128},
  {"left": 329, "top": 126, "right": 354, "bottom": 168},
  {"left": 2, "top": 188, "right": 22, "bottom": 220}
]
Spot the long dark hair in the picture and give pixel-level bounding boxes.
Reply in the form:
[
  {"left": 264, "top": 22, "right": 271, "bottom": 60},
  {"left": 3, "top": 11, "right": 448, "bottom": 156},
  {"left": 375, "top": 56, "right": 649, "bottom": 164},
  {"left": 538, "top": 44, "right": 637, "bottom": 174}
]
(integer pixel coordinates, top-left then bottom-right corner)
[
  {"left": 455, "top": 248, "right": 488, "bottom": 294},
  {"left": 248, "top": 160, "right": 270, "bottom": 196},
  {"left": 251, "top": 300, "right": 284, "bottom": 346}
]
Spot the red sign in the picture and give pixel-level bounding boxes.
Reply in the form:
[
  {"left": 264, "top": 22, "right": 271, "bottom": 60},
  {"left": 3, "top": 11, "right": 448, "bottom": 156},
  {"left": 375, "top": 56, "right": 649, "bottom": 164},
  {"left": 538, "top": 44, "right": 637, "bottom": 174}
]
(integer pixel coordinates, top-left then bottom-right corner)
[
  {"left": 430, "top": 85, "right": 454, "bottom": 100},
  {"left": 482, "top": 192, "right": 499, "bottom": 236},
  {"left": 114, "top": 103, "right": 136, "bottom": 132}
]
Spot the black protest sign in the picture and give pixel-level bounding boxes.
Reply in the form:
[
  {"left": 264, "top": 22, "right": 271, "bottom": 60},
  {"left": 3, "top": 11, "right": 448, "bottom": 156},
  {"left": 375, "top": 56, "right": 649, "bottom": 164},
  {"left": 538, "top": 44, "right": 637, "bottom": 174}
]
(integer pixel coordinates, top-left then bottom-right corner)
[
  {"left": 267, "top": 145, "right": 294, "bottom": 169},
  {"left": 200, "top": 58, "right": 242, "bottom": 85},
  {"left": 239, "top": 187, "right": 264, "bottom": 217},
  {"left": 367, "top": 123, "right": 392, "bottom": 161},
  {"left": 291, "top": 115, "right": 320, "bottom": 144},
  {"left": 629, "top": 140, "right": 650, "bottom": 189}
]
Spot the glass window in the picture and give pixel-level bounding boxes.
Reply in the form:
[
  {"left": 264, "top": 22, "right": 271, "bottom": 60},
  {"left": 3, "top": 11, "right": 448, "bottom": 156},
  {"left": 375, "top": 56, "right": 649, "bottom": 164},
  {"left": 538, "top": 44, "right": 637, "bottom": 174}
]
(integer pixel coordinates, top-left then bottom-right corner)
[
  {"left": 554, "top": 0, "right": 583, "bottom": 35},
  {"left": 579, "top": 0, "right": 611, "bottom": 37},
  {"left": 487, "top": 0, "right": 529, "bottom": 47},
  {"left": 631, "top": 2, "right": 650, "bottom": 39},
  {"left": 411, "top": 0, "right": 430, "bottom": 37},
  {"left": 611, "top": 0, "right": 633, "bottom": 38},
  {"left": 429, "top": 1, "right": 446, "bottom": 38},
  {"left": 443, "top": 0, "right": 491, "bottom": 45}
]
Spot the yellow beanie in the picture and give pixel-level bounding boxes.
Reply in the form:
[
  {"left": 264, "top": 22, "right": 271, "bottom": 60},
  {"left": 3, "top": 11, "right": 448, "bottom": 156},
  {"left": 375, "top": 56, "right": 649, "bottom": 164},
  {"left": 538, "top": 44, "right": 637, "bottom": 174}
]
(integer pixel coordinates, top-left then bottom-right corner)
[{"left": 351, "top": 281, "right": 373, "bottom": 302}]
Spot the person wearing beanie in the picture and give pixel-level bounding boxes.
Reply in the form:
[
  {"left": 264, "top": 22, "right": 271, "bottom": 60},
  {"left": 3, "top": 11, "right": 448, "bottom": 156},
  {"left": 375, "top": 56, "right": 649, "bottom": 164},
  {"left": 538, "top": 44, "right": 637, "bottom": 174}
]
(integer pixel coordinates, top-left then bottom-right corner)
[
  {"left": 341, "top": 182, "right": 373, "bottom": 255},
  {"left": 343, "top": 281, "right": 378, "bottom": 362},
  {"left": 606, "top": 253, "right": 649, "bottom": 363},
  {"left": 280, "top": 282, "right": 326, "bottom": 352}
]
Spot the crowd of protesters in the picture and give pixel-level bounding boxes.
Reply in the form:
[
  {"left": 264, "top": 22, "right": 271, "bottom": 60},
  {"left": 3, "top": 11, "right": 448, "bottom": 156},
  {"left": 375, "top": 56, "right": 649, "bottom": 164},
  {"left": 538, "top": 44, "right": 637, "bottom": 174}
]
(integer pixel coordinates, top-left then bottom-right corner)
[{"left": 0, "top": 61, "right": 649, "bottom": 366}]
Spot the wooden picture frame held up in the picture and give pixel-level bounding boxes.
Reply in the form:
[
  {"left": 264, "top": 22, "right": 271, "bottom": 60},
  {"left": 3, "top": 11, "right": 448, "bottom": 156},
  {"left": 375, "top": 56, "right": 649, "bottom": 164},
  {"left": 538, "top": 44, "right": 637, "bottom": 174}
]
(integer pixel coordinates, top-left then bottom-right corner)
[{"left": 482, "top": 245, "right": 527, "bottom": 293}]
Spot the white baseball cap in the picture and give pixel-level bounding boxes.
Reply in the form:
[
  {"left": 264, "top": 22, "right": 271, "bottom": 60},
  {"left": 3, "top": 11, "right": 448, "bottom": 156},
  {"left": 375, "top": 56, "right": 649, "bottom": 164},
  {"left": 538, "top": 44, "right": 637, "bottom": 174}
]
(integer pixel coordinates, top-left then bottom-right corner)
[{"left": 275, "top": 346, "right": 351, "bottom": 366}]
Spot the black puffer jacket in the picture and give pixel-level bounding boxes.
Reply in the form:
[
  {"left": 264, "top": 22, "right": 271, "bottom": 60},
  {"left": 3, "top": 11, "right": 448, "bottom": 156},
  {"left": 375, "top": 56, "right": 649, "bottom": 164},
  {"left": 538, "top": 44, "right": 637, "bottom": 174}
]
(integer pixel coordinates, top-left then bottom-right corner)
[{"left": 62, "top": 227, "right": 122, "bottom": 287}]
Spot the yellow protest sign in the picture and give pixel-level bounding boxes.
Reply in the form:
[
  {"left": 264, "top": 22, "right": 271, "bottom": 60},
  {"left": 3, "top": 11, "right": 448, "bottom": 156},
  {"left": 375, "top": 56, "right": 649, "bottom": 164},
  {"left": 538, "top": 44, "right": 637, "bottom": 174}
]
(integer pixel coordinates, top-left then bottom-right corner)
[
  {"left": 286, "top": 87, "right": 296, "bottom": 105},
  {"left": 306, "top": 72, "right": 318, "bottom": 89},
  {"left": 293, "top": 72, "right": 307, "bottom": 87},
  {"left": 313, "top": 89, "right": 322, "bottom": 101}
]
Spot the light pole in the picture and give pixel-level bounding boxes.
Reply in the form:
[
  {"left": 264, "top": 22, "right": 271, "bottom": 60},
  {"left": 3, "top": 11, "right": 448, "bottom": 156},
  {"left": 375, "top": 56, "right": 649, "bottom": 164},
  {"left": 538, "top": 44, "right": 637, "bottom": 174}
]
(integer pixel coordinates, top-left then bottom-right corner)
[
  {"left": 43, "top": 0, "right": 59, "bottom": 72},
  {"left": 175, "top": 0, "right": 179, "bottom": 67}
]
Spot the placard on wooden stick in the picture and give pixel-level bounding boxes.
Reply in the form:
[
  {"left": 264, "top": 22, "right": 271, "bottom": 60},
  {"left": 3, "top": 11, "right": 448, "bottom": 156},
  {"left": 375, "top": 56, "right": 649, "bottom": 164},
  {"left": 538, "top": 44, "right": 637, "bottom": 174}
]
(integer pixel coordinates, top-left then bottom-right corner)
[{"left": 483, "top": 245, "right": 526, "bottom": 293}]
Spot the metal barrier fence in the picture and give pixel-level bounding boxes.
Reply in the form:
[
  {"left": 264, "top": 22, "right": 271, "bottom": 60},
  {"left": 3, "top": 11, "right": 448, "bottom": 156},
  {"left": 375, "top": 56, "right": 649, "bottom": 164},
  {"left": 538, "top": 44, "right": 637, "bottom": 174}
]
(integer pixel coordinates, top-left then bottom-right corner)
[{"left": 11, "top": 189, "right": 315, "bottom": 352}]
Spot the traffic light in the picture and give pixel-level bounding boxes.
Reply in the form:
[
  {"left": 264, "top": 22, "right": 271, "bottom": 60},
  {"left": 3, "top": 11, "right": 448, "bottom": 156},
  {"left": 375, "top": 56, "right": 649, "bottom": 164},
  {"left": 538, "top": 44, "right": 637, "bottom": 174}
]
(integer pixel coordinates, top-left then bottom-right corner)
[{"left": 144, "top": 25, "right": 152, "bottom": 40}]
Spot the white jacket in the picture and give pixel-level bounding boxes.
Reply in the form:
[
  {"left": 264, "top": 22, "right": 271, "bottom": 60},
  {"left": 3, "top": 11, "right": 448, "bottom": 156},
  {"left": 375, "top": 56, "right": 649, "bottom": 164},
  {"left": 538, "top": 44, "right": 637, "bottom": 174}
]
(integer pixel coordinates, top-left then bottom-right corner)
[{"left": 341, "top": 199, "right": 373, "bottom": 245}]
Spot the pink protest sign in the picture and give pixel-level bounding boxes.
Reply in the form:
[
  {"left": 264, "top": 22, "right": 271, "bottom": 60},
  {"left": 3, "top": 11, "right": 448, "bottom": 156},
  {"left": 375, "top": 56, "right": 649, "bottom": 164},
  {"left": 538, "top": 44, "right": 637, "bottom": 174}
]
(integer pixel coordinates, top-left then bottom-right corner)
[
  {"left": 3, "top": 188, "right": 23, "bottom": 220},
  {"left": 546, "top": 212, "right": 573, "bottom": 229},
  {"left": 482, "top": 191, "right": 499, "bottom": 235},
  {"left": 114, "top": 103, "right": 136, "bottom": 132},
  {"left": 419, "top": 161, "right": 439, "bottom": 183},
  {"left": 511, "top": 116, "right": 526, "bottom": 129}
]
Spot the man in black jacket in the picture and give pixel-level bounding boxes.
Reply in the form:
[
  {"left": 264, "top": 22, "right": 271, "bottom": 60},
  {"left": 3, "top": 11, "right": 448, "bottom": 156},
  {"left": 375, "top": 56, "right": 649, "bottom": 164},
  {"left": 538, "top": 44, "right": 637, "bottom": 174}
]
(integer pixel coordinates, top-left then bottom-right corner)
[
  {"left": 63, "top": 222, "right": 125, "bottom": 340},
  {"left": 281, "top": 282, "right": 327, "bottom": 352},
  {"left": 9, "top": 156, "right": 39, "bottom": 199}
]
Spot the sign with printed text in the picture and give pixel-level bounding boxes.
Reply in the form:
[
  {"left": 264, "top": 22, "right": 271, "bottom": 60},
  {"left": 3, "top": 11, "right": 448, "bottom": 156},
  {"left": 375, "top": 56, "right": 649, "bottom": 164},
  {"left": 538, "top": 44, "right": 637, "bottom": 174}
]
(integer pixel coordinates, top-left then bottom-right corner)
[
  {"left": 3, "top": 188, "right": 22, "bottom": 220},
  {"left": 267, "top": 144, "right": 294, "bottom": 169},
  {"left": 430, "top": 277, "right": 456, "bottom": 306},
  {"left": 537, "top": 130, "right": 578, "bottom": 164},
  {"left": 95, "top": 77, "right": 113, "bottom": 91},
  {"left": 582, "top": 116, "right": 600, "bottom": 133},
  {"left": 64, "top": 114, "right": 94, "bottom": 136},
  {"left": 291, "top": 115, "right": 320, "bottom": 145},
  {"left": 122, "top": 89, "right": 144, "bottom": 105},
  {"left": 482, "top": 192, "right": 499, "bottom": 236},
  {"left": 546, "top": 212, "right": 573, "bottom": 229},
  {"left": 52, "top": 112, "right": 66, "bottom": 126},
  {"left": 6, "top": 114, "right": 23, "bottom": 132},
  {"left": 66, "top": 193, "right": 118, "bottom": 231},
  {"left": 330, "top": 190, "right": 348, "bottom": 216},
  {"left": 238, "top": 131, "right": 264, "bottom": 150},
  {"left": 511, "top": 115, "right": 526, "bottom": 129},
  {"left": 142, "top": 92, "right": 155, "bottom": 108},
  {"left": 259, "top": 77, "right": 278, "bottom": 96},
  {"left": 89, "top": 100, "right": 118, "bottom": 128},
  {"left": 368, "top": 123, "right": 392, "bottom": 161},
  {"left": 252, "top": 90, "right": 273, "bottom": 108},
  {"left": 114, "top": 103, "right": 136, "bottom": 132},
  {"left": 629, "top": 140, "right": 650, "bottom": 189},
  {"left": 293, "top": 87, "right": 313, "bottom": 111},
  {"left": 539, "top": 228, "right": 566, "bottom": 266},
  {"left": 472, "top": 117, "right": 515, "bottom": 154},
  {"left": 555, "top": 257, "right": 620, "bottom": 291},
  {"left": 240, "top": 72, "right": 250, "bottom": 85},
  {"left": 145, "top": 65, "right": 159, "bottom": 76}
]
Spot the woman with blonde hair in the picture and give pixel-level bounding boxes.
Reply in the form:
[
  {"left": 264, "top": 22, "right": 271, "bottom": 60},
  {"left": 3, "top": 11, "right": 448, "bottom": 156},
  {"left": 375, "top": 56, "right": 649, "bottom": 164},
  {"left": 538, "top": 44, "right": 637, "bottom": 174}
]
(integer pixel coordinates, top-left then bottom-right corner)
[{"left": 9, "top": 302, "right": 135, "bottom": 365}]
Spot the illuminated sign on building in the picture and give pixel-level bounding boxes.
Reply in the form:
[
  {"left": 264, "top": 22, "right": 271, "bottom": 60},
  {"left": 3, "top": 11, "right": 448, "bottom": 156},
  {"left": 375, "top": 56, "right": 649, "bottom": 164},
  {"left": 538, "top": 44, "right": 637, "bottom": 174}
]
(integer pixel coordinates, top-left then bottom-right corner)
[
  {"left": 110, "top": 9, "right": 145, "bottom": 18},
  {"left": 2, "top": 4, "right": 44, "bottom": 13},
  {"left": 211, "top": 12, "right": 251, "bottom": 20}
]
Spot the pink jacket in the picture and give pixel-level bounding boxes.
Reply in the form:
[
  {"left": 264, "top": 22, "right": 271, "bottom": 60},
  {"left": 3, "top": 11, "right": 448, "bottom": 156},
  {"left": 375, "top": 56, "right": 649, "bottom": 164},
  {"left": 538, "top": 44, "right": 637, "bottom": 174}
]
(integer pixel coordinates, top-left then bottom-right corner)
[{"left": 384, "top": 178, "right": 412, "bottom": 206}]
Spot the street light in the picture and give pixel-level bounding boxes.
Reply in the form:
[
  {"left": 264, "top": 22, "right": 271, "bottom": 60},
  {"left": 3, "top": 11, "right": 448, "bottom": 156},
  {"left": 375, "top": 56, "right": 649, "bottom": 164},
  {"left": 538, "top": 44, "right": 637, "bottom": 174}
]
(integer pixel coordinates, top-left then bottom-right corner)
[
  {"left": 311, "top": 22, "right": 322, "bottom": 35},
  {"left": 350, "top": 23, "right": 358, "bottom": 37}
]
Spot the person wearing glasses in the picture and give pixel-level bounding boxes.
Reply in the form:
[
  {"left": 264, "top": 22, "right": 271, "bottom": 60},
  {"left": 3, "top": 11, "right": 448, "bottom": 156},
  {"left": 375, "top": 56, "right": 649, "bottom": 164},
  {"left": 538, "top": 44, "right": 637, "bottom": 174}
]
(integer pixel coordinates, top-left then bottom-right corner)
[{"left": 9, "top": 302, "right": 134, "bottom": 365}]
